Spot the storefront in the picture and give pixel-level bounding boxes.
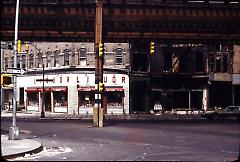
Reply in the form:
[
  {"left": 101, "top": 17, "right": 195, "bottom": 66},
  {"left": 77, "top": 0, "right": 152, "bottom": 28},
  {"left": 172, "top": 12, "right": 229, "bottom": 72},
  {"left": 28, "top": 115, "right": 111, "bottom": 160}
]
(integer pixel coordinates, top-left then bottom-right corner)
[
  {"left": 25, "top": 87, "right": 68, "bottom": 113},
  {"left": 78, "top": 86, "right": 126, "bottom": 115},
  {"left": 18, "top": 71, "right": 129, "bottom": 115},
  {"left": 105, "top": 87, "right": 125, "bottom": 114},
  {"left": 78, "top": 86, "right": 95, "bottom": 114}
]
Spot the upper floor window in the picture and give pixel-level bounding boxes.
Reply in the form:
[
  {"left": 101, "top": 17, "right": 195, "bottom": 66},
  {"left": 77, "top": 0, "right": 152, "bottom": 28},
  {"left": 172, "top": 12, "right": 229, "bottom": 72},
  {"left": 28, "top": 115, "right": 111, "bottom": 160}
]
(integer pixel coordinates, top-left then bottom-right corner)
[
  {"left": 64, "top": 48, "right": 70, "bottom": 66},
  {"left": 4, "top": 57, "right": 9, "bottom": 70},
  {"left": 115, "top": 48, "right": 123, "bottom": 65},
  {"left": 17, "top": 55, "right": 20, "bottom": 68},
  {"left": 37, "top": 52, "right": 43, "bottom": 68},
  {"left": 46, "top": 50, "right": 52, "bottom": 67},
  {"left": 22, "top": 55, "right": 26, "bottom": 69},
  {"left": 78, "top": 48, "right": 87, "bottom": 65},
  {"left": 29, "top": 52, "right": 34, "bottom": 69},
  {"left": 54, "top": 49, "right": 60, "bottom": 67},
  {"left": 11, "top": 56, "right": 14, "bottom": 67}
]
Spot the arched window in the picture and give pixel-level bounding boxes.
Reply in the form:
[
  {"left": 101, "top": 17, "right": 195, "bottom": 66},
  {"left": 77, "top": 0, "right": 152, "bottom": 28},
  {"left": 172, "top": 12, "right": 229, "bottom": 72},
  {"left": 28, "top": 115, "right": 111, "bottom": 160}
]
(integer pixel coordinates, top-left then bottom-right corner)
[
  {"left": 115, "top": 48, "right": 123, "bottom": 65},
  {"left": 17, "top": 55, "right": 21, "bottom": 68},
  {"left": 29, "top": 51, "right": 34, "bottom": 69},
  {"left": 22, "top": 55, "right": 26, "bottom": 69},
  {"left": 11, "top": 56, "right": 14, "bottom": 67},
  {"left": 64, "top": 48, "right": 70, "bottom": 66},
  {"left": 78, "top": 48, "right": 87, "bottom": 65},
  {"left": 37, "top": 52, "right": 43, "bottom": 68},
  {"left": 4, "top": 57, "right": 8, "bottom": 70},
  {"left": 46, "top": 49, "right": 52, "bottom": 67},
  {"left": 54, "top": 49, "right": 60, "bottom": 67}
]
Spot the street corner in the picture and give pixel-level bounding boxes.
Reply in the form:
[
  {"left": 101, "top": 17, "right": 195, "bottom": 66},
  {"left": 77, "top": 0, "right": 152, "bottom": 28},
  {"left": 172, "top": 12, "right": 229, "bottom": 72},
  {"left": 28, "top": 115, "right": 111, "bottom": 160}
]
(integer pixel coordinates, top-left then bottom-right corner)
[{"left": 1, "top": 135, "right": 43, "bottom": 160}]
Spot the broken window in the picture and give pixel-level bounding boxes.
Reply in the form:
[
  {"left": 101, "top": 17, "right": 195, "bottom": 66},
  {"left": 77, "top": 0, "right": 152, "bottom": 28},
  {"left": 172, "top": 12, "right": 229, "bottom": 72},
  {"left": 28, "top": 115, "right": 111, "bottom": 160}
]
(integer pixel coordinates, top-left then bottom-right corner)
[{"left": 115, "top": 48, "right": 123, "bottom": 65}]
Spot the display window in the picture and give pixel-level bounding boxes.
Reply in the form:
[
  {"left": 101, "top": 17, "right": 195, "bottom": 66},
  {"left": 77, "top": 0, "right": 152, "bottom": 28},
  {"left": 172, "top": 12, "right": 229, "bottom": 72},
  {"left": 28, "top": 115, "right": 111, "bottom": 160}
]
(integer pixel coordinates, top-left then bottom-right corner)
[
  {"left": 106, "top": 91, "right": 124, "bottom": 109},
  {"left": 79, "top": 91, "right": 95, "bottom": 108},
  {"left": 53, "top": 91, "right": 68, "bottom": 107},
  {"left": 27, "top": 92, "right": 39, "bottom": 106}
]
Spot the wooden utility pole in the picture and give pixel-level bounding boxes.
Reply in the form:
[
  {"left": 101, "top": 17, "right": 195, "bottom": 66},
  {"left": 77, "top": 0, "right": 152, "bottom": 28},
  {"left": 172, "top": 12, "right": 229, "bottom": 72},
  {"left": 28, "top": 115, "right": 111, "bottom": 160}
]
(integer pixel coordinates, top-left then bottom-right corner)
[{"left": 93, "top": 0, "right": 104, "bottom": 127}]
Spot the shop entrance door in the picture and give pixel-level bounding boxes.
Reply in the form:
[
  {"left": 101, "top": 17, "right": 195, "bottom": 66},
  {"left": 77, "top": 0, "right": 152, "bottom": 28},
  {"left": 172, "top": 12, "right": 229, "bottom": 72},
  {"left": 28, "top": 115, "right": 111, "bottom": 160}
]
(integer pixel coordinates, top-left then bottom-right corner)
[{"left": 44, "top": 92, "right": 51, "bottom": 112}]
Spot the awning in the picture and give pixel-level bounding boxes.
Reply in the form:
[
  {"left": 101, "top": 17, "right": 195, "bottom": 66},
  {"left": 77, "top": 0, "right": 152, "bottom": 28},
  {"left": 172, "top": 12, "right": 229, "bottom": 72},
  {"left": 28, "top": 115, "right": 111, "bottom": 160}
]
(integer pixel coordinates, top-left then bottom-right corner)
[
  {"left": 25, "top": 87, "right": 67, "bottom": 92},
  {"left": 25, "top": 88, "right": 38, "bottom": 92},
  {"left": 78, "top": 86, "right": 95, "bottom": 91},
  {"left": 105, "top": 87, "right": 124, "bottom": 91},
  {"left": 38, "top": 88, "right": 52, "bottom": 92},
  {"left": 52, "top": 87, "right": 67, "bottom": 91}
]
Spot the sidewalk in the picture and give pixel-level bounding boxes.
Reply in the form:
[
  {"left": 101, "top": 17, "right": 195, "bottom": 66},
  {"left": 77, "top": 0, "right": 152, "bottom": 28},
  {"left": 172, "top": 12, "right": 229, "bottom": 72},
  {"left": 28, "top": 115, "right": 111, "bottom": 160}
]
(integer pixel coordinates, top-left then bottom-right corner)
[
  {"left": 1, "top": 110, "right": 203, "bottom": 121},
  {"left": 1, "top": 134, "right": 43, "bottom": 160}
]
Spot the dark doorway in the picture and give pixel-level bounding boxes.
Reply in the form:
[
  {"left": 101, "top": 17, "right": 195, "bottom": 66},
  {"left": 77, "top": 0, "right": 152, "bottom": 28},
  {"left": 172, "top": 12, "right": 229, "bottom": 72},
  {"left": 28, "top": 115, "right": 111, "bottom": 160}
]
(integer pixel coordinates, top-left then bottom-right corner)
[
  {"left": 44, "top": 92, "right": 51, "bottom": 112},
  {"left": 19, "top": 88, "right": 24, "bottom": 105},
  {"left": 131, "top": 81, "right": 148, "bottom": 112},
  {"left": 191, "top": 91, "right": 203, "bottom": 110}
]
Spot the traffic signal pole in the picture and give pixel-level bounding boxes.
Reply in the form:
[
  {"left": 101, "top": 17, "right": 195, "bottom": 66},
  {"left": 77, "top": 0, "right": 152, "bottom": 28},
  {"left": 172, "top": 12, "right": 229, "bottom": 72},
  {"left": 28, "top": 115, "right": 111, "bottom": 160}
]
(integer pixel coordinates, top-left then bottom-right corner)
[
  {"left": 9, "top": 0, "right": 20, "bottom": 140},
  {"left": 93, "top": 0, "right": 104, "bottom": 127}
]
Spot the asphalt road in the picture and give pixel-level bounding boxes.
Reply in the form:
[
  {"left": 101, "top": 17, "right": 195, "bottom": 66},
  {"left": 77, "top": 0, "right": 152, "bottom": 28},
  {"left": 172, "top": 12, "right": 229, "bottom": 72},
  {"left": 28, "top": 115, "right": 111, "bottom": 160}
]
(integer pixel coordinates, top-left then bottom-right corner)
[{"left": 1, "top": 119, "right": 240, "bottom": 161}]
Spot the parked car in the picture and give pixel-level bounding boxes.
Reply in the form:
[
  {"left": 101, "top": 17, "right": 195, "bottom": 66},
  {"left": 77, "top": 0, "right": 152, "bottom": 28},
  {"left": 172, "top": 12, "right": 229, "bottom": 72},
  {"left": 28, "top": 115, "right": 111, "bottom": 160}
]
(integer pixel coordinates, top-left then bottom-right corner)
[{"left": 201, "top": 106, "right": 240, "bottom": 120}]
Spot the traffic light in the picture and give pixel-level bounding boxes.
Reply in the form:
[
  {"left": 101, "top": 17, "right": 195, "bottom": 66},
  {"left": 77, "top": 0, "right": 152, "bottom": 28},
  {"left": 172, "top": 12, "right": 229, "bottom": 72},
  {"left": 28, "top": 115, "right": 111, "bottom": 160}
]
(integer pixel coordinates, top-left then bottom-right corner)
[
  {"left": 98, "top": 82, "right": 104, "bottom": 92},
  {"left": 99, "top": 42, "right": 104, "bottom": 57},
  {"left": 17, "top": 40, "right": 21, "bottom": 53},
  {"left": 1, "top": 74, "right": 12, "bottom": 86},
  {"left": 150, "top": 41, "right": 155, "bottom": 55}
]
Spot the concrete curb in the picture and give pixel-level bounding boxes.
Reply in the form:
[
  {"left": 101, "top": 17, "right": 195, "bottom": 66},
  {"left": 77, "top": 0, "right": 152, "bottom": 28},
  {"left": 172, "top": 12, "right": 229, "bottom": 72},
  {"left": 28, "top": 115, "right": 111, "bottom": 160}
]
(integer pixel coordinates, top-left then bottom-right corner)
[{"left": 1, "top": 135, "right": 43, "bottom": 160}]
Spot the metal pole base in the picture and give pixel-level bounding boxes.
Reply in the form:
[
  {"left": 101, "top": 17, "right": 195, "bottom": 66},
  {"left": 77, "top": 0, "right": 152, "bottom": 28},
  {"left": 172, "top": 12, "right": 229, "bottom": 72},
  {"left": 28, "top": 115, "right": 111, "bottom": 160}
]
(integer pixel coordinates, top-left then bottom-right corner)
[
  {"left": 8, "top": 126, "right": 19, "bottom": 140},
  {"left": 40, "top": 112, "right": 45, "bottom": 118}
]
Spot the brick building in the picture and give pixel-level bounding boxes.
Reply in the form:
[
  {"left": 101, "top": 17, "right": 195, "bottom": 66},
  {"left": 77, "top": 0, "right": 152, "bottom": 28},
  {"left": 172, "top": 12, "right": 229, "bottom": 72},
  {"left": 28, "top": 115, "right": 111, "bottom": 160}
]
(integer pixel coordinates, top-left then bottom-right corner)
[{"left": 1, "top": 41, "right": 240, "bottom": 114}]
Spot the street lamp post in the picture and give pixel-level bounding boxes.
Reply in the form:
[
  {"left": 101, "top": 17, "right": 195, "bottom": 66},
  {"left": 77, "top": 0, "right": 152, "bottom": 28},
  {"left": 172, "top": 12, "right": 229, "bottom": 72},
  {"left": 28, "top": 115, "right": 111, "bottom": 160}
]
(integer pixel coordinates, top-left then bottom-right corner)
[
  {"left": 41, "top": 65, "right": 45, "bottom": 118},
  {"left": 9, "top": 0, "right": 20, "bottom": 140}
]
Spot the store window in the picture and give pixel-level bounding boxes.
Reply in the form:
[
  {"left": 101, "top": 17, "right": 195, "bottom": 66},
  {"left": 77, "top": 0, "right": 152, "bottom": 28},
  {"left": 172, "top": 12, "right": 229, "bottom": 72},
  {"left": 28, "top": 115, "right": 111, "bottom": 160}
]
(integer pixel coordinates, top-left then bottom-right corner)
[
  {"left": 79, "top": 91, "right": 95, "bottom": 108},
  {"left": 27, "top": 92, "right": 39, "bottom": 106},
  {"left": 106, "top": 91, "right": 123, "bottom": 109},
  {"left": 53, "top": 91, "right": 68, "bottom": 107}
]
